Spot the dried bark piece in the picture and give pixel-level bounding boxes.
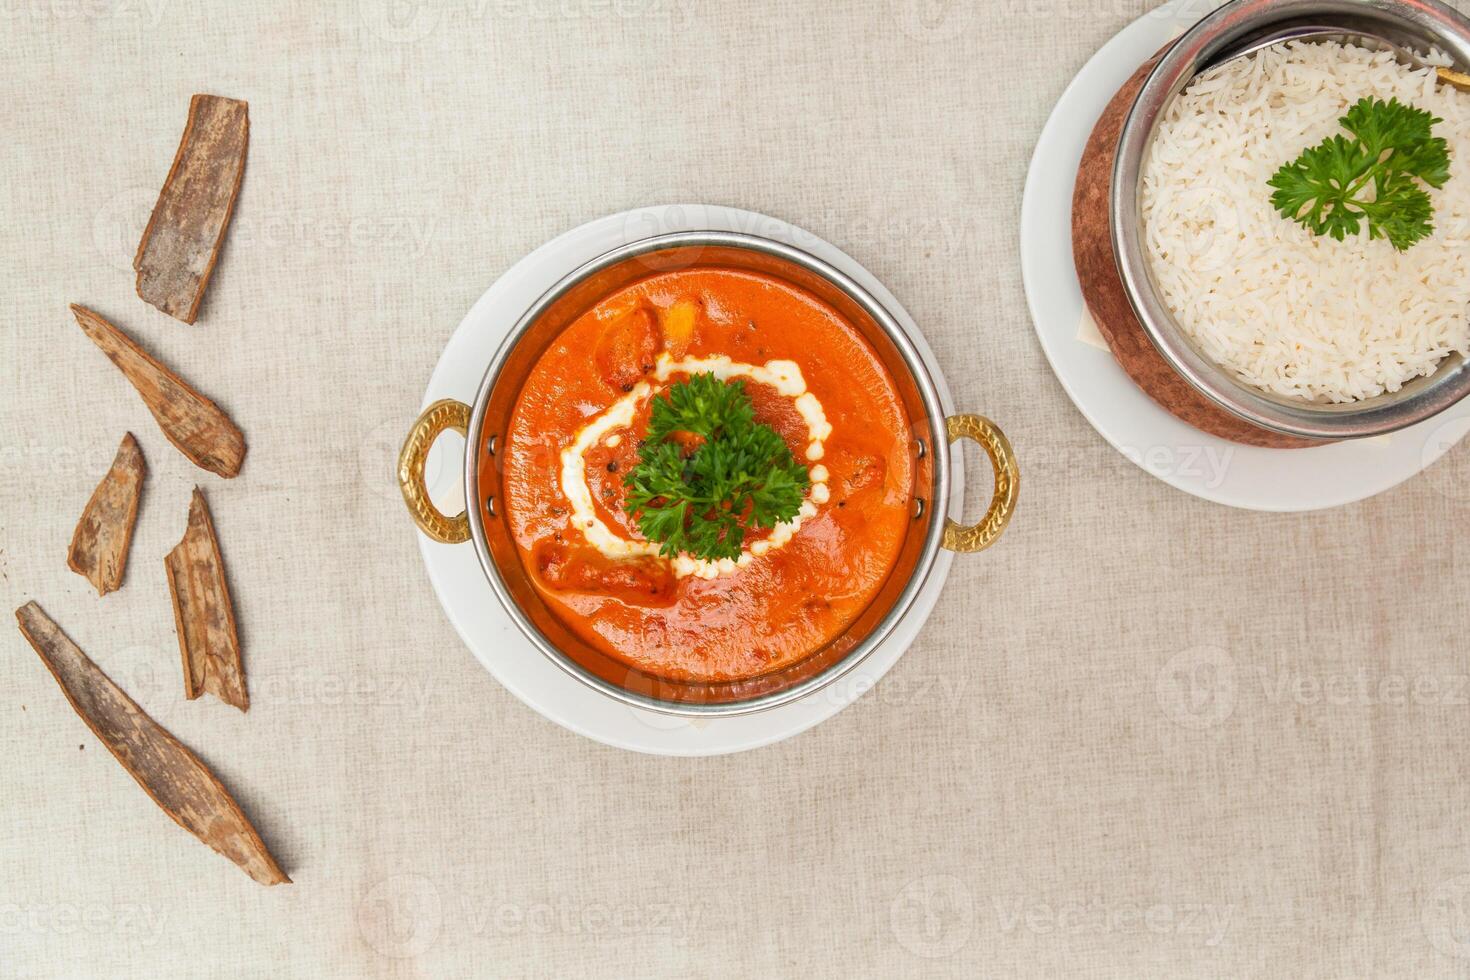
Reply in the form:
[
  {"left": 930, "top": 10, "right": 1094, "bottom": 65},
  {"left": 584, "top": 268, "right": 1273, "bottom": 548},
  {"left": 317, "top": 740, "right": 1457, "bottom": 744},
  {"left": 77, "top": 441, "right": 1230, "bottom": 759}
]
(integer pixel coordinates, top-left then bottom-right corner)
[
  {"left": 134, "top": 95, "right": 248, "bottom": 323},
  {"left": 15, "top": 602, "right": 288, "bottom": 886},
  {"left": 70, "top": 304, "right": 245, "bottom": 477},
  {"left": 165, "top": 488, "right": 247, "bottom": 711},
  {"left": 67, "top": 433, "right": 146, "bottom": 596}
]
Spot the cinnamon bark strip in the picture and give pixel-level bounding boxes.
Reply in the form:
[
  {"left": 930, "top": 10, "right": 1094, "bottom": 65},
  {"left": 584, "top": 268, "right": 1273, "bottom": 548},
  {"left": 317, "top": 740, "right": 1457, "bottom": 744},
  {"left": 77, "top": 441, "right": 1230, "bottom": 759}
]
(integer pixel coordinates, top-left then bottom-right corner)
[
  {"left": 70, "top": 304, "right": 245, "bottom": 477},
  {"left": 134, "top": 95, "right": 249, "bottom": 323},
  {"left": 165, "top": 488, "right": 248, "bottom": 711},
  {"left": 66, "top": 433, "right": 146, "bottom": 596},
  {"left": 15, "top": 602, "right": 288, "bottom": 886}
]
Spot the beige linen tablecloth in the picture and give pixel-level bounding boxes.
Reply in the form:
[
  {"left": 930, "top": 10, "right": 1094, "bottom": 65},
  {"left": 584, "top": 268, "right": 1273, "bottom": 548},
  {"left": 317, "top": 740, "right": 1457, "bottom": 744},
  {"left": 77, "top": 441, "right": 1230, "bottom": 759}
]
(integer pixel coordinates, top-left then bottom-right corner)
[{"left": 5, "top": 1, "right": 1470, "bottom": 976}]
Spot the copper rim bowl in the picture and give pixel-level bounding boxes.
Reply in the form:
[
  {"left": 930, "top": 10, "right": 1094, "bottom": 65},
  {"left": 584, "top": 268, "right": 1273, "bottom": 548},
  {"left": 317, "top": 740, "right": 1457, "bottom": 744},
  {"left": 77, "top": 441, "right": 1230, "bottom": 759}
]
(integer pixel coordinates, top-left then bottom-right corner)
[
  {"left": 1112, "top": 0, "right": 1470, "bottom": 440},
  {"left": 397, "top": 231, "right": 1019, "bottom": 716}
]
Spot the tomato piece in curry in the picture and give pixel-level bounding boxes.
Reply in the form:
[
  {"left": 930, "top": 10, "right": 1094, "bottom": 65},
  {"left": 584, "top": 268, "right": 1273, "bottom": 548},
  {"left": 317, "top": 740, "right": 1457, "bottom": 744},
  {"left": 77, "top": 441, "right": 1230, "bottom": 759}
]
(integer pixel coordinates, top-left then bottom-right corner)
[{"left": 501, "top": 268, "right": 914, "bottom": 683}]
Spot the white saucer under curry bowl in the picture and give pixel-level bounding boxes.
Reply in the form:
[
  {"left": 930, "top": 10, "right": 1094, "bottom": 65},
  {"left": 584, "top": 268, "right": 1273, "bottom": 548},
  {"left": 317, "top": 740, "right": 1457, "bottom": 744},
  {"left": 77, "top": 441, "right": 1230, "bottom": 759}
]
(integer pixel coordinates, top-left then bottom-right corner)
[{"left": 398, "top": 225, "right": 1018, "bottom": 722}]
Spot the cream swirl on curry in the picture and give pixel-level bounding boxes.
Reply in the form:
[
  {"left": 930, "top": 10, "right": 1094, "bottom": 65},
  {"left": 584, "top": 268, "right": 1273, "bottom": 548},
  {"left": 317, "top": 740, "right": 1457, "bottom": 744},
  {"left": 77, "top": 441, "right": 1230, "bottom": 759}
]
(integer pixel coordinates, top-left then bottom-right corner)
[{"left": 559, "top": 352, "right": 832, "bottom": 579}]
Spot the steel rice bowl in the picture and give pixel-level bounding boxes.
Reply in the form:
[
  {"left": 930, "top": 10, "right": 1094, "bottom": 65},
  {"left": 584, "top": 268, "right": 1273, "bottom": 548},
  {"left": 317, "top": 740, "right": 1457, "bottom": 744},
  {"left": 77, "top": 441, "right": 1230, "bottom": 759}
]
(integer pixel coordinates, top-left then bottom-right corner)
[{"left": 1111, "top": 0, "right": 1470, "bottom": 440}]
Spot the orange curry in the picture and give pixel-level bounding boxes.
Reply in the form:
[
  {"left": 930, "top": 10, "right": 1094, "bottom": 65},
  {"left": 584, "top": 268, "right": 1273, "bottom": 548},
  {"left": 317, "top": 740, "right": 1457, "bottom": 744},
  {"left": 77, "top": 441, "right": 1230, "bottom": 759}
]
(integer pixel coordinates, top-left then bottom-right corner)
[{"left": 501, "top": 268, "right": 914, "bottom": 682}]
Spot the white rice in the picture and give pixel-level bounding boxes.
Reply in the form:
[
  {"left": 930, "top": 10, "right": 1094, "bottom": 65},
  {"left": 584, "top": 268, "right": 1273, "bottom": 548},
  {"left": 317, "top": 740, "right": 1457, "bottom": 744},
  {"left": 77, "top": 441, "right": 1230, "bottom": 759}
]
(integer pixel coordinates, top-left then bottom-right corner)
[{"left": 1141, "top": 41, "right": 1470, "bottom": 403}]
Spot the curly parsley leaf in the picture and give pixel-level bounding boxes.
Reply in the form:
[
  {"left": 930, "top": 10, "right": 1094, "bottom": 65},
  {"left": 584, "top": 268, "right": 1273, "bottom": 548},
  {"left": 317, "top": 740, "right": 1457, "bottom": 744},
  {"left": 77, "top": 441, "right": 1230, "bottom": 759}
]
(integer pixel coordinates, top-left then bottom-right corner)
[
  {"left": 1268, "top": 97, "right": 1450, "bottom": 251},
  {"left": 623, "top": 373, "right": 810, "bottom": 561}
]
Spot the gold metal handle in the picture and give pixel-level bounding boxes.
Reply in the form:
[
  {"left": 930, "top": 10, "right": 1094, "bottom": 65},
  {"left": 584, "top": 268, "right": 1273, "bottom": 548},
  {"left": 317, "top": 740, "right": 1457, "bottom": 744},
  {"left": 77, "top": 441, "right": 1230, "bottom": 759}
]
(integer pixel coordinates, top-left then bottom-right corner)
[
  {"left": 398, "top": 399, "right": 471, "bottom": 544},
  {"left": 941, "top": 413, "right": 1019, "bottom": 554}
]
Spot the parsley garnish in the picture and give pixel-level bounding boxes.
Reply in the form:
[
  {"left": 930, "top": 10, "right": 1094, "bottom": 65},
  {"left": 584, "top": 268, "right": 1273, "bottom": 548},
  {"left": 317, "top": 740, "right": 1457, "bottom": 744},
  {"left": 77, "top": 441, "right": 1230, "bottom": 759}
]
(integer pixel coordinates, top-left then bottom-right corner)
[
  {"left": 1268, "top": 97, "right": 1451, "bottom": 251},
  {"left": 623, "top": 373, "right": 810, "bottom": 562}
]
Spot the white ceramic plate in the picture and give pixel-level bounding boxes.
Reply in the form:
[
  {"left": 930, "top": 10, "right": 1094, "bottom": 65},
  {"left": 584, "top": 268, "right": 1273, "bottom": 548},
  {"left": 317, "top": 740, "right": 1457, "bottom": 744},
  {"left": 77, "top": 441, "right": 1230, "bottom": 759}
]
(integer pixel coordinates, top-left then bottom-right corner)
[
  {"left": 1020, "top": 0, "right": 1470, "bottom": 511},
  {"left": 414, "top": 206, "right": 964, "bottom": 756}
]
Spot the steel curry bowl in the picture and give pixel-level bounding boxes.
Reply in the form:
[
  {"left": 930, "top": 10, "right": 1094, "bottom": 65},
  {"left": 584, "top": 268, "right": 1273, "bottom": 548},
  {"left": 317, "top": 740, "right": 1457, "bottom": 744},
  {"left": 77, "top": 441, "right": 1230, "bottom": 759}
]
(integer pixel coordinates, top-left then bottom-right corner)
[{"left": 398, "top": 231, "right": 1018, "bottom": 716}]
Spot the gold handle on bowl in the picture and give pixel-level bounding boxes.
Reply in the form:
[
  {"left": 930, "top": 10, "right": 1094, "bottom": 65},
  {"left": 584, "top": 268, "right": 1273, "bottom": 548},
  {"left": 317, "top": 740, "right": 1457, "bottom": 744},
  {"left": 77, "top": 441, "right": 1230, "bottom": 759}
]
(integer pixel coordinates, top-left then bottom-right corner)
[
  {"left": 1438, "top": 67, "right": 1470, "bottom": 92},
  {"left": 940, "top": 413, "right": 1019, "bottom": 554},
  {"left": 398, "top": 399, "right": 472, "bottom": 544}
]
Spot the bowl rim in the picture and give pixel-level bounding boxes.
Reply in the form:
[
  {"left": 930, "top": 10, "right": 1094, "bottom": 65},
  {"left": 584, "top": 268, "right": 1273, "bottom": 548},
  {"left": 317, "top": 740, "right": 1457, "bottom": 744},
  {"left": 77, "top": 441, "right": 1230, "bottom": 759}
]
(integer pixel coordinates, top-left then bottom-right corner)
[
  {"left": 1111, "top": 0, "right": 1470, "bottom": 440},
  {"left": 460, "top": 230, "right": 953, "bottom": 717}
]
